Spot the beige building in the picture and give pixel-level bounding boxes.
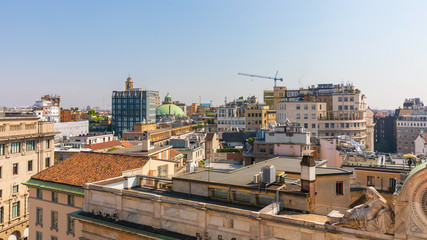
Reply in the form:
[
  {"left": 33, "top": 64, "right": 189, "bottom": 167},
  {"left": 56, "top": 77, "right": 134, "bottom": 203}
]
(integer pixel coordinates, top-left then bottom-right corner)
[
  {"left": 245, "top": 104, "right": 276, "bottom": 132},
  {"left": 276, "top": 101, "right": 326, "bottom": 137},
  {"left": 0, "top": 114, "right": 55, "bottom": 240},
  {"left": 24, "top": 152, "right": 177, "bottom": 240},
  {"left": 266, "top": 84, "right": 375, "bottom": 151}
]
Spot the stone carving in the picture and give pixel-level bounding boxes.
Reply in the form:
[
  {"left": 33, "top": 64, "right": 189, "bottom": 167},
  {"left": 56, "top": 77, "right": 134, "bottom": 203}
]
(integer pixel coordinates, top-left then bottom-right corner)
[{"left": 333, "top": 187, "right": 394, "bottom": 234}]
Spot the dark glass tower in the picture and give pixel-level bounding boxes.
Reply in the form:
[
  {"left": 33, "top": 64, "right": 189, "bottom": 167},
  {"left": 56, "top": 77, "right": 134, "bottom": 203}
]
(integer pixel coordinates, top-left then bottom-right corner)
[{"left": 112, "top": 78, "right": 158, "bottom": 138}]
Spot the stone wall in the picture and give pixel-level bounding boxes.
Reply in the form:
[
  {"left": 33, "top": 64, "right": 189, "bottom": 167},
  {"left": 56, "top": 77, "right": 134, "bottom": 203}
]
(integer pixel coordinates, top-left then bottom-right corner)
[{"left": 81, "top": 185, "right": 394, "bottom": 240}]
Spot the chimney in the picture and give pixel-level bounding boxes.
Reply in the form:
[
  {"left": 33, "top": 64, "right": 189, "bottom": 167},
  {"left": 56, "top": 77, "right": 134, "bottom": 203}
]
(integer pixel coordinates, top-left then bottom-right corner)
[
  {"left": 300, "top": 154, "right": 316, "bottom": 212},
  {"left": 141, "top": 131, "right": 152, "bottom": 152}
]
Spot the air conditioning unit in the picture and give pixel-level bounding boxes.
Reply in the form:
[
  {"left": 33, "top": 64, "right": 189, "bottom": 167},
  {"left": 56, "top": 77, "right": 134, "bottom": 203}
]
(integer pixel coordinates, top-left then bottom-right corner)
[
  {"left": 253, "top": 173, "right": 261, "bottom": 183},
  {"left": 261, "top": 165, "right": 276, "bottom": 184}
]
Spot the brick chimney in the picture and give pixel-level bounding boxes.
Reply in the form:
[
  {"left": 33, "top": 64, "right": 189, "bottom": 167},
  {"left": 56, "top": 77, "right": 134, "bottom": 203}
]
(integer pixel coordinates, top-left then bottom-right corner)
[{"left": 300, "top": 154, "right": 316, "bottom": 212}]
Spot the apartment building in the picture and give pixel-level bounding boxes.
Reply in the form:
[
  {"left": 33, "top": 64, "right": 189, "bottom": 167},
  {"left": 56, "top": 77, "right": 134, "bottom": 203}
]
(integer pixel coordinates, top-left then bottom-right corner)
[
  {"left": 273, "top": 83, "right": 374, "bottom": 150},
  {"left": 245, "top": 104, "right": 276, "bottom": 132},
  {"left": 276, "top": 101, "right": 326, "bottom": 136},
  {"left": 217, "top": 104, "right": 246, "bottom": 132},
  {"left": 33, "top": 95, "right": 61, "bottom": 123},
  {"left": 0, "top": 114, "right": 55, "bottom": 240}
]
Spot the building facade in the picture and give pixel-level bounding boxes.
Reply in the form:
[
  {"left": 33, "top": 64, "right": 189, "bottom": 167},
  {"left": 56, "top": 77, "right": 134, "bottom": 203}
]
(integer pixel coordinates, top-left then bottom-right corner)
[
  {"left": 0, "top": 114, "right": 55, "bottom": 240},
  {"left": 245, "top": 104, "right": 276, "bottom": 132},
  {"left": 374, "top": 114, "right": 397, "bottom": 153},
  {"left": 112, "top": 77, "right": 159, "bottom": 138},
  {"left": 396, "top": 102, "right": 427, "bottom": 154},
  {"left": 276, "top": 101, "right": 326, "bottom": 137},
  {"left": 272, "top": 83, "right": 374, "bottom": 150}
]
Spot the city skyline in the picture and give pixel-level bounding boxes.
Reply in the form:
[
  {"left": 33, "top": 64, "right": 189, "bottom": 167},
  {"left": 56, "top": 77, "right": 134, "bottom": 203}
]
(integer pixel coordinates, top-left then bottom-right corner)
[{"left": 1, "top": 1, "right": 427, "bottom": 109}]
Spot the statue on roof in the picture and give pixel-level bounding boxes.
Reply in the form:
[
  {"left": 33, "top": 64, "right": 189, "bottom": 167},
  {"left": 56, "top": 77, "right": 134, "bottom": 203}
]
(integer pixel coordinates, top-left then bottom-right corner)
[{"left": 332, "top": 187, "right": 394, "bottom": 234}]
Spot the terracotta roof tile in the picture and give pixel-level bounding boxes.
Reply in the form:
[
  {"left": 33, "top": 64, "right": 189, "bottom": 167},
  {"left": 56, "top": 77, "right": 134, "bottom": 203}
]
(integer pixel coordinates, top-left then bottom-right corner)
[
  {"left": 170, "top": 149, "right": 182, "bottom": 158},
  {"left": 84, "top": 140, "right": 122, "bottom": 150},
  {"left": 423, "top": 133, "right": 427, "bottom": 143},
  {"left": 31, "top": 152, "right": 149, "bottom": 186},
  {"left": 121, "top": 141, "right": 134, "bottom": 147}
]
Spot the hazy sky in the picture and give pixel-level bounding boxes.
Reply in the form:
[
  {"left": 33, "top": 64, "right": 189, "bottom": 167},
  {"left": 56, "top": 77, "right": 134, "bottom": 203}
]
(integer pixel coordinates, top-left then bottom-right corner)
[{"left": 1, "top": 1, "right": 426, "bottom": 109}]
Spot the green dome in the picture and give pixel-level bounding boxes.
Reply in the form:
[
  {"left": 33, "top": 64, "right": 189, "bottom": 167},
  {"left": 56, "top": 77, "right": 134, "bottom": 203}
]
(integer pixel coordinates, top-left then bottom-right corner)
[{"left": 156, "top": 104, "right": 186, "bottom": 117}]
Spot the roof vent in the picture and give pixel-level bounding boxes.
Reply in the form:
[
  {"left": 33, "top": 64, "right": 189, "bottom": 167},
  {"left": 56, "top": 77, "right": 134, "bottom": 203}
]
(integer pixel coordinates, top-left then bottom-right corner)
[{"left": 261, "top": 165, "right": 276, "bottom": 184}]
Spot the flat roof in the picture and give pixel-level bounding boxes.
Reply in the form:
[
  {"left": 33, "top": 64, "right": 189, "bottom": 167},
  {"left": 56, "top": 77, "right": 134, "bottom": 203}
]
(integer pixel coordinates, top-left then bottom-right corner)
[
  {"left": 173, "top": 157, "right": 351, "bottom": 189},
  {"left": 110, "top": 144, "right": 172, "bottom": 156}
]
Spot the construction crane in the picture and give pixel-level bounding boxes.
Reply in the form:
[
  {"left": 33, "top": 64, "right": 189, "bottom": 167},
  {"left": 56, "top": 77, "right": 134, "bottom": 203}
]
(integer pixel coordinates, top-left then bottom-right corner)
[{"left": 238, "top": 71, "right": 283, "bottom": 87}]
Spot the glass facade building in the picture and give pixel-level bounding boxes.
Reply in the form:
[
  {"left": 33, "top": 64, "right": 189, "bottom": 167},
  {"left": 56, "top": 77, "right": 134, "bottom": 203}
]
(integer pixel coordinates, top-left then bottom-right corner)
[{"left": 112, "top": 89, "right": 158, "bottom": 137}]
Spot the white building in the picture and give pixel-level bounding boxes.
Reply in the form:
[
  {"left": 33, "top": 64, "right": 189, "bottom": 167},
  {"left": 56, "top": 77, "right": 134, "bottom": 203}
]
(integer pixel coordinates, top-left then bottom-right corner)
[{"left": 54, "top": 120, "right": 89, "bottom": 141}]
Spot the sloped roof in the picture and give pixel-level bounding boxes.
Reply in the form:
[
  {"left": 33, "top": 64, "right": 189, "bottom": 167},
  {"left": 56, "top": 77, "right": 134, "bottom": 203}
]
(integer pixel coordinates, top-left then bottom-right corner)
[
  {"left": 170, "top": 149, "right": 182, "bottom": 158},
  {"left": 206, "top": 132, "right": 216, "bottom": 141},
  {"left": 84, "top": 140, "right": 123, "bottom": 150},
  {"left": 31, "top": 152, "right": 149, "bottom": 187},
  {"left": 121, "top": 141, "right": 134, "bottom": 147}
]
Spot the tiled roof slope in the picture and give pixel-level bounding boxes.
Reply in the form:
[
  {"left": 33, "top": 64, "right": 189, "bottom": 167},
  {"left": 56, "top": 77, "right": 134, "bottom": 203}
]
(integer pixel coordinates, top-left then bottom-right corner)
[
  {"left": 84, "top": 140, "right": 123, "bottom": 150},
  {"left": 121, "top": 141, "right": 134, "bottom": 147},
  {"left": 170, "top": 149, "right": 182, "bottom": 158},
  {"left": 31, "top": 152, "right": 149, "bottom": 187}
]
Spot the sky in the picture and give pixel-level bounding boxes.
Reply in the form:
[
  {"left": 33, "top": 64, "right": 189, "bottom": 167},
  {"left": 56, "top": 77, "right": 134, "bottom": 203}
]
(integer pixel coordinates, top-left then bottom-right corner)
[{"left": 1, "top": 1, "right": 427, "bottom": 110}]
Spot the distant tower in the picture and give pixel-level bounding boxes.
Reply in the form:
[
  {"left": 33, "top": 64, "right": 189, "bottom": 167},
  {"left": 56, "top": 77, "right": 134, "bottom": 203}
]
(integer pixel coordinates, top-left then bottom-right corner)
[{"left": 125, "top": 76, "right": 133, "bottom": 91}]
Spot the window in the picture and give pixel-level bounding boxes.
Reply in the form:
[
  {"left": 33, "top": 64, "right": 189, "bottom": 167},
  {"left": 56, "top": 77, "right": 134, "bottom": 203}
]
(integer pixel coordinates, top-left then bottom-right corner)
[
  {"left": 304, "top": 123, "right": 308, "bottom": 128},
  {"left": 296, "top": 114, "right": 300, "bottom": 119},
  {"left": 68, "top": 195, "right": 75, "bottom": 206},
  {"left": 12, "top": 185, "right": 18, "bottom": 193},
  {"left": 312, "top": 114, "right": 316, "bottom": 119},
  {"left": 0, "top": 166, "right": 2, "bottom": 179},
  {"left": 367, "top": 176, "right": 375, "bottom": 186},
  {"left": 312, "top": 105, "right": 316, "bottom": 110},
  {"left": 344, "top": 97, "right": 348, "bottom": 102},
  {"left": 67, "top": 215, "right": 75, "bottom": 234},
  {"left": 336, "top": 181, "right": 343, "bottom": 195},
  {"left": 12, "top": 201, "right": 20, "bottom": 218},
  {"left": 304, "top": 114, "right": 308, "bottom": 119},
  {"left": 11, "top": 142, "right": 20, "bottom": 153},
  {"left": 389, "top": 178, "right": 397, "bottom": 191},
  {"left": 325, "top": 123, "right": 329, "bottom": 128},
  {"left": 45, "top": 157, "right": 50, "bottom": 168},
  {"left": 157, "top": 165, "right": 168, "bottom": 178},
  {"left": 36, "top": 232, "right": 42, "bottom": 240},
  {"left": 304, "top": 105, "right": 308, "bottom": 110},
  {"left": 338, "top": 97, "right": 343, "bottom": 102},
  {"left": 350, "top": 97, "right": 354, "bottom": 102},
  {"left": 0, "top": 144, "right": 4, "bottom": 155},
  {"left": 28, "top": 160, "right": 33, "bottom": 171},
  {"left": 37, "top": 189, "right": 43, "bottom": 199},
  {"left": 13, "top": 163, "right": 18, "bottom": 175},
  {"left": 296, "top": 105, "right": 300, "bottom": 110},
  {"left": 46, "top": 140, "right": 50, "bottom": 149},
  {"left": 51, "top": 211, "right": 58, "bottom": 230},
  {"left": 0, "top": 189, "right": 2, "bottom": 198},
  {"left": 331, "top": 123, "right": 335, "bottom": 128},
  {"left": 26, "top": 140, "right": 35, "bottom": 151},
  {"left": 0, "top": 207, "right": 3, "bottom": 223},
  {"left": 312, "top": 124, "right": 316, "bottom": 128},
  {"left": 51, "top": 236, "right": 58, "bottom": 240},
  {"left": 338, "top": 106, "right": 343, "bottom": 110},
  {"left": 52, "top": 192, "right": 58, "bottom": 203},
  {"left": 344, "top": 106, "right": 348, "bottom": 110}
]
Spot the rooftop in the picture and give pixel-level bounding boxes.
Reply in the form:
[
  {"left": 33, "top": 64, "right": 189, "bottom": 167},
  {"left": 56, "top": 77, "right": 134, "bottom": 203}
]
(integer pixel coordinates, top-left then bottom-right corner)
[
  {"left": 109, "top": 144, "right": 172, "bottom": 156},
  {"left": 31, "top": 152, "right": 149, "bottom": 187},
  {"left": 84, "top": 140, "right": 123, "bottom": 150},
  {"left": 173, "top": 157, "right": 350, "bottom": 189}
]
